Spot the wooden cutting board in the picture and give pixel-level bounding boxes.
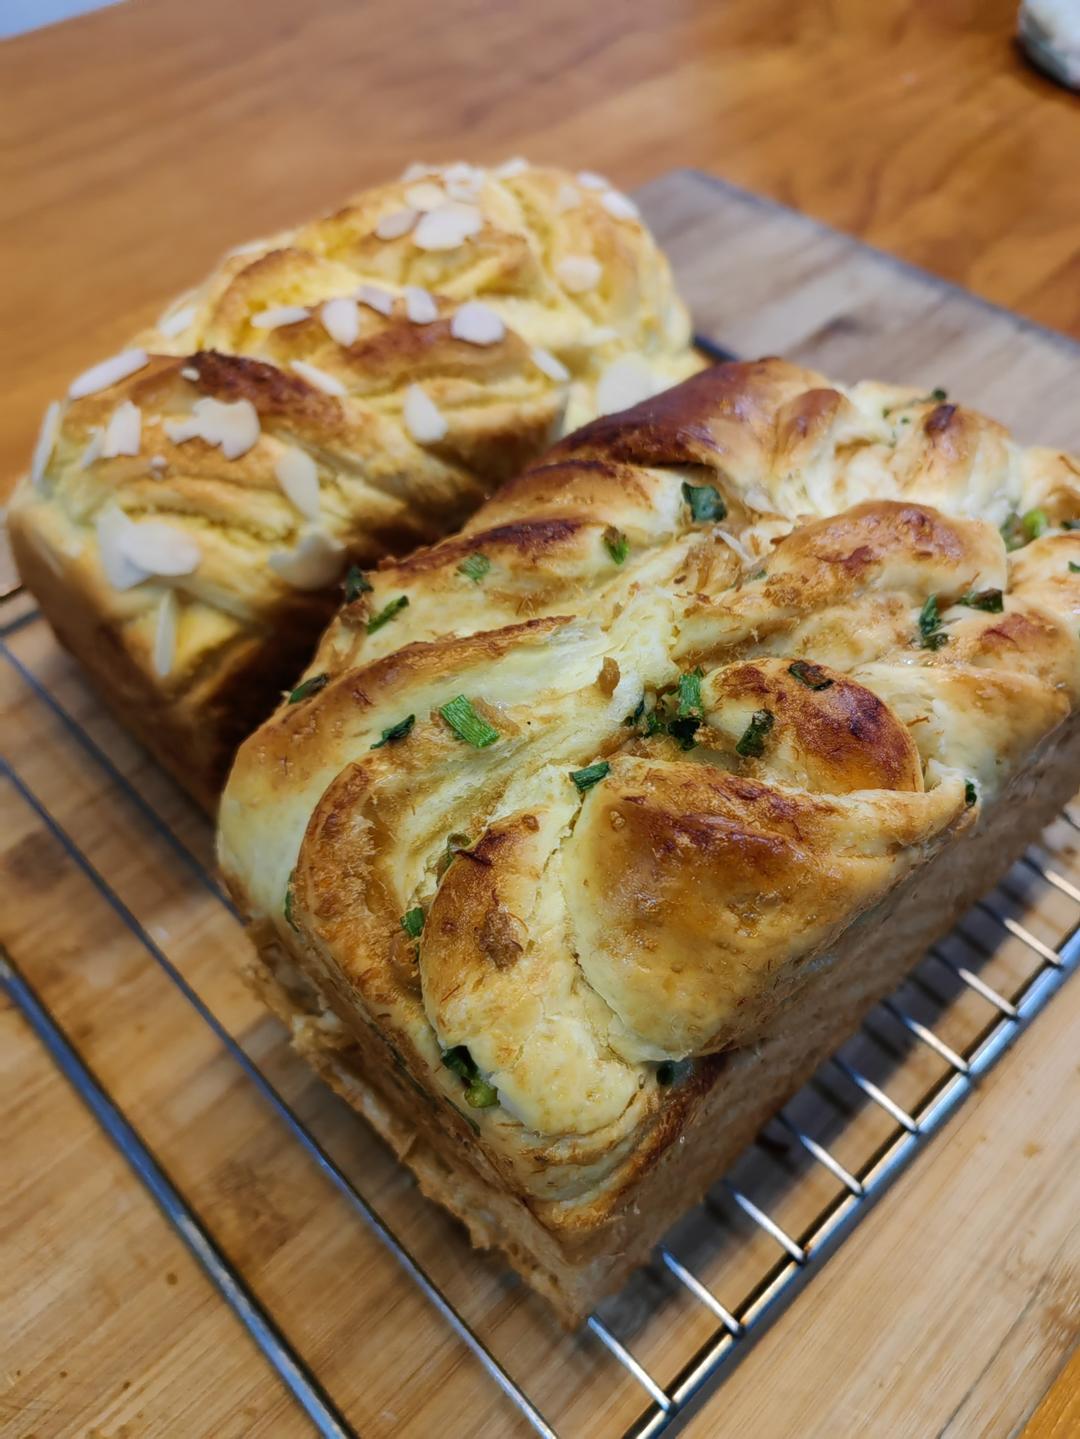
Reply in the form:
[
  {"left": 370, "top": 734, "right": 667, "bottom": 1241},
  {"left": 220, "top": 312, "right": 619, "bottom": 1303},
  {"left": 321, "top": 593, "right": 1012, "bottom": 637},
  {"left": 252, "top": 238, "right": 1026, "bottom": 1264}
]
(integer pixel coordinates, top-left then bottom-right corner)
[{"left": 2, "top": 169, "right": 1079, "bottom": 1439}]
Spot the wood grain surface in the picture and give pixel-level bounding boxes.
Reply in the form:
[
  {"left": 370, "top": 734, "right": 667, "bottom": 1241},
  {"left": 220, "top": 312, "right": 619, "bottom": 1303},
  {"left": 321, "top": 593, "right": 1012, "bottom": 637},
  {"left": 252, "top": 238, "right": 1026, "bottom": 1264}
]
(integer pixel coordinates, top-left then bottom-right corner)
[
  {"left": 1, "top": 0, "right": 1079, "bottom": 502},
  {"left": 3, "top": 169, "right": 1079, "bottom": 1439}
]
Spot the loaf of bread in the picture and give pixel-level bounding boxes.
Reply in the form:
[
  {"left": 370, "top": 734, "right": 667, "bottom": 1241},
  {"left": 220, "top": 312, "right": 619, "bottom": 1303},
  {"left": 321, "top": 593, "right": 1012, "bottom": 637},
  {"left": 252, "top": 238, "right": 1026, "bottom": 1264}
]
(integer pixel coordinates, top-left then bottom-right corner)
[
  {"left": 218, "top": 359, "right": 1080, "bottom": 1323},
  {"left": 8, "top": 161, "right": 699, "bottom": 810}
]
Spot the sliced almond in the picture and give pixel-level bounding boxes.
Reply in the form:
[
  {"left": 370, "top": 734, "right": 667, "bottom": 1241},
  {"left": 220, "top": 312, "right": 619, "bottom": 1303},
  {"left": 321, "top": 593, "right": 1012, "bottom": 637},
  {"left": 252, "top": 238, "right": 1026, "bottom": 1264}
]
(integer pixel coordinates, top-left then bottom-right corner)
[
  {"left": 374, "top": 208, "right": 418, "bottom": 240},
  {"left": 164, "top": 396, "right": 261, "bottom": 459},
  {"left": 595, "top": 354, "right": 657, "bottom": 416},
  {"left": 404, "top": 286, "right": 438, "bottom": 324},
  {"left": 30, "top": 401, "right": 61, "bottom": 489},
  {"left": 153, "top": 589, "right": 178, "bottom": 677},
  {"left": 158, "top": 304, "right": 196, "bottom": 338},
  {"left": 449, "top": 301, "right": 505, "bottom": 346},
  {"left": 601, "top": 190, "right": 640, "bottom": 222},
  {"left": 354, "top": 284, "right": 395, "bottom": 317},
  {"left": 121, "top": 519, "right": 202, "bottom": 577},
  {"left": 556, "top": 255, "right": 602, "bottom": 294},
  {"left": 321, "top": 296, "right": 361, "bottom": 346},
  {"left": 268, "top": 528, "right": 346, "bottom": 589},
  {"left": 531, "top": 347, "right": 571, "bottom": 383},
  {"left": 404, "top": 181, "right": 447, "bottom": 211},
  {"left": 274, "top": 447, "right": 321, "bottom": 519},
  {"left": 102, "top": 400, "right": 142, "bottom": 459},
  {"left": 290, "top": 360, "right": 348, "bottom": 398},
  {"left": 251, "top": 305, "right": 310, "bottom": 329},
  {"left": 413, "top": 204, "right": 483, "bottom": 251},
  {"left": 403, "top": 384, "right": 448, "bottom": 444},
  {"left": 69, "top": 349, "right": 149, "bottom": 399}
]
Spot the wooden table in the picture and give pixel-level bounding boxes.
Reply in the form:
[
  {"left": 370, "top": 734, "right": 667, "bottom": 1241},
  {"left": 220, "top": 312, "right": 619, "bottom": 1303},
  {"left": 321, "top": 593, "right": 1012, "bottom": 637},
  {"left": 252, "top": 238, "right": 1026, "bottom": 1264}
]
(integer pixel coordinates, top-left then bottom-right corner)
[
  {"left": 1, "top": 0, "right": 1079, "bottom": 499},
  {"left": 2, "top": 4, "right": 1079, "bottom": 1436}
]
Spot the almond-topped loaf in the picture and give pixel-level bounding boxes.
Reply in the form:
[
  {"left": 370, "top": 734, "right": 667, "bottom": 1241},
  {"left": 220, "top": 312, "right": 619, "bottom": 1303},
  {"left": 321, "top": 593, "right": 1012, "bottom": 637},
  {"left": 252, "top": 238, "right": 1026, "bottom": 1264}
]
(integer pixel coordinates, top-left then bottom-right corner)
[
  {"left": 8, "top": 160, "right": 699, "bottom": 810},
  {"left": 218, "top": 359, "right": 1080, "bottom": 1323}
]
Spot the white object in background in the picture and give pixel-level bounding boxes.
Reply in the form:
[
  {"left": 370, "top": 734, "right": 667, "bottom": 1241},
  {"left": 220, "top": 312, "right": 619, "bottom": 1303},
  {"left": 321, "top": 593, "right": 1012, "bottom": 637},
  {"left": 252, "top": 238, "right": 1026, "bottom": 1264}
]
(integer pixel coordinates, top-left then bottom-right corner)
[
  {"left": 1019, "top": 0, "right": 1080, "bottom": 89},
  {"left": 1, "top": 1, "right": 123, "bottom": 41}
]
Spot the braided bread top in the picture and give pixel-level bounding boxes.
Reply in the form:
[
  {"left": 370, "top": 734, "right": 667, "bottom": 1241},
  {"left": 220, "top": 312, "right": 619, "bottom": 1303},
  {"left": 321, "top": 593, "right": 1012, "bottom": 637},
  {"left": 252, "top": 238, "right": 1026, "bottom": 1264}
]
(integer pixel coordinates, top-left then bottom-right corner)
[
  {"left": 218, "top": 358, "right": 1080, "bottom": 1200},
  {"left": 11, "top": 162, "right": 698, "bottom": 704}
]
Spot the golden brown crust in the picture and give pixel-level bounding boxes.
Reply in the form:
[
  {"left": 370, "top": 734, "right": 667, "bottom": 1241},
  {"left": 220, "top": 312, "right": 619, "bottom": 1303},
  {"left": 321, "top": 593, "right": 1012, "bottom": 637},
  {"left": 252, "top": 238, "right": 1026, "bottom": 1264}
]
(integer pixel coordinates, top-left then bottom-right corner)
[
  {"left": 218, "top": 357, "right": 1080, "bottom": 1307},
  {"left": 9, "top": 162, "right": 700, "bottom": 806}
]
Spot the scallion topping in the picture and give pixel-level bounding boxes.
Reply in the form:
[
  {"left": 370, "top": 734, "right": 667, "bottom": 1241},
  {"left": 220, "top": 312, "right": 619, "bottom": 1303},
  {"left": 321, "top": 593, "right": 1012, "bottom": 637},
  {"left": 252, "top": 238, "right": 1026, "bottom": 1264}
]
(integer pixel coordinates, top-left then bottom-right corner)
[
  {"left": 570, "top": 761, "right": 610, "bottom": 793},
  {"left": 788, "top": 660, "right": 833, "bottom": 691},
  {"left": 366, "top": 594, "right": 409, "bottom": 634},
  {"left": 958, "top": 588, "right": 1003, "bottom": 613},
  {"left": 344, "top": 565, "right": 372, "bottom": 601},
  {"left": 457, "top": 552, "right": 491, "bottom": 583},
  {"left": 917, "top": 593, "right": 948, "bottom": 650},
  {"left": 400, "top": 907, "right": 425, "bottom": 939},
  {"left": 603, "top": 526, "right": 630, "bottom": 564},
  {"left": 370, "top": 714, "right": 415, "bottom": 748},
  {"left": 1070, "top": 562, "right": 1080, "bottom": 574},
  {"left": 439, "top": 695, "right": 499, "bottom": 748},
  {"left": 735, "top": 708, "right": 774, "bottom": 758},
  {"left": 964, "top": 779, "right": 977, "bottom": 807},
  {"left": 442, "top": 1045, "right": 498, "bottom": 1108},
  {"left": 677, "top": 667, "right": 704, "bottom": 717},
  {"left": 436, "top": 832, "right": 471, "bottom": 878},
  {"left": 288, "top": 673, "right": 328, "bottom": 704},
  {"left": 682, "top": 481, "right": 726, "bottom": 523}
]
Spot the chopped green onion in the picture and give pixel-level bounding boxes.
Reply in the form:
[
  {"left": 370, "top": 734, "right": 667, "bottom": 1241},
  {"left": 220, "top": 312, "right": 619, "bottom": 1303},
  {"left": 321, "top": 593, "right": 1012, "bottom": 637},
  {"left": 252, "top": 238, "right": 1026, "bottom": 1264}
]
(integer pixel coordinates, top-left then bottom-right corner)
[
  {"left": 735, "top": 708, "right": 774, "bottom": 758},
  {"left": 370, "top": 714, "right": 415, "bottom": 748},
  {"left": 442, "top": 1045, "right": 498, "bottom": 1109},
  {"left": 929, "top": 387, "right": 948, "bottom": 403},
  {"left": 436, "top": 832, "right": 471, "bottom": 879},
  {"left": 644, "top": 709, "right": 665, "bottom": 738},
  {"left": 788, "top": 660, "right": 833, "bottom": 691},
  {"left": 918, "top": 594, "right": 941, "bottom": 639},
  {"left": 656, "top": 1058, "right": 694, "bottom": 1087},
  {"left": 366, "top": 595, "right": 409, "bottom": 633},
  {"left": 287, "top": 673, "right": 328, "bottom": 704},
  {"left": 400, "top": 907, "right": 425, "bottom": 938},
  {"left": 603, "top": 526, "right": 630, "bottom": 564},
  {"left": 457, "top": 552, "right": 491, "bottom": 583},
  {"left": 667, "top": 716, "right": 700, "bottom": 750},
  {"left": 682, "top": 480, "right": 726, "bottom": 523},
  {"left": 1023, "top": 508, "right": 1048, "bottom": 541},
  {"left": 570, "top": 761, "right": 610, "bottom": 793},
  {"left": 623, "top": 698, "right": 645, "bottom": 727},
  {"left": 1000, "top": 512, "right": 1025, "bottom": 551},
  {"left": 958, "top": 588, "right": 1003, "bottom": 613},
  {"left": 1070, "top": 562, "right": 1080, "bottom": 574},
  {"left": 344, "top": 565, "right": 373, "bottom": 601},
  {"left": 439, "top": 695, "right": 499, "bottom": 748},
  {"left": 465, "top": 1077, "right": 499, "bottom": 1108},
  {"left": 677, "top": 668, "right": 704, "bottom": 717},
  {"left": 917, "top": 593, "right": 948, "bottom": 650},
  {"left": 964, "top": 779, "right": 977, "bottom": 807}
]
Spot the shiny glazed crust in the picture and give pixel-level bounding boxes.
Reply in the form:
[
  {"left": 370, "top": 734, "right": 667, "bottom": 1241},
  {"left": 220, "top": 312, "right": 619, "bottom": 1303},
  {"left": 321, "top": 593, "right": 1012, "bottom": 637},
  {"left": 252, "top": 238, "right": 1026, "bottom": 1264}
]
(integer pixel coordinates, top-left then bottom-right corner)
[
  {"left": 218, "top": 359, "right": 1080, "bottom": 1319},
  {"left": 8, "top": 163, "right": 699, "bottom": 810}
]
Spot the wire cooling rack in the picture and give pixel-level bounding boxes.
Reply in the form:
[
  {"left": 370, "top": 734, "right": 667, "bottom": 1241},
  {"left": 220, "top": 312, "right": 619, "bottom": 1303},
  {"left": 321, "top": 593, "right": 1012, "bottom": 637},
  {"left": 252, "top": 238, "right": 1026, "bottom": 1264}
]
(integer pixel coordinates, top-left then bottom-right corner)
[{"left": 3, "top": 470, "right": 1079, "bottom": 1437}]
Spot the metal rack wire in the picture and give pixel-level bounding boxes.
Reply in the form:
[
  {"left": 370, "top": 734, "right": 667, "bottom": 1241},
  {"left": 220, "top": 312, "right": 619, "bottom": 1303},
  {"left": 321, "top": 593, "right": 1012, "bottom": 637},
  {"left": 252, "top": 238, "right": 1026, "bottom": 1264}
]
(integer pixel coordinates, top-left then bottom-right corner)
[{"left": 3, "top": 570, "right": 1079, "bottom": 1438}]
